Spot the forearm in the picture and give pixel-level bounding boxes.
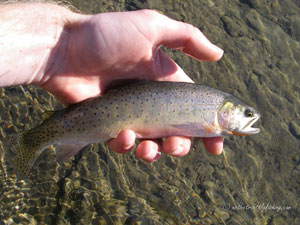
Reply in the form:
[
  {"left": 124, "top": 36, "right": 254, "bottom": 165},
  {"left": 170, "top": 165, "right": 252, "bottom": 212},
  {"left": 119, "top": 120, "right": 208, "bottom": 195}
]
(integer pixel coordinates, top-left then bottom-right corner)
[{"left": 0, "top": 3, "right": 78, "bottom": 86}]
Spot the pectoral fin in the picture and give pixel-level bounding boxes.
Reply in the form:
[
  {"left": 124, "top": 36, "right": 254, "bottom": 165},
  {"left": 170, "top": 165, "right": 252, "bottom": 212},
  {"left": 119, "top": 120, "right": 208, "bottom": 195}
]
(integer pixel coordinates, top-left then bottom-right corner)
[
  {"left": 171, "top": 121, "right": 220, "bottom": 137},
  {"left": 54, "top": 143, "right": 86, "bottom": 162},
  {"left": 171, "top": 122, "right": 205, "bottom": 137}
]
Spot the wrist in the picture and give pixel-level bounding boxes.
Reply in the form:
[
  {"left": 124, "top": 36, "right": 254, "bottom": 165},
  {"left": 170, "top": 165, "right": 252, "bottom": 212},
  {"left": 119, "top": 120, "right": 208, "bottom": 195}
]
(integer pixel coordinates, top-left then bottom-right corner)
[{"left": 0, "top": 3, "right": 83, "bottom": 86}]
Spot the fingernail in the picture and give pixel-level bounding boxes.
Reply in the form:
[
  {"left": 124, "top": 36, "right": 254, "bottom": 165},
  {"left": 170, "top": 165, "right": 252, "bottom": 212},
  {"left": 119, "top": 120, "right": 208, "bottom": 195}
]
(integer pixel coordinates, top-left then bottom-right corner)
[
  {"left": 201, "top": 33, "right": 224, "bottom": 56},
  {"left": 144, "top": 142, "right": 159, "bottom": 159},
  {"left": 123, "top": 142, "right": 134, "bottom": 150},
  {"left": 172, "top": 146, "right": 184, "bottom": 156},
  {"left": 171, "top": 139, "right": 183, "bottom": 154},
  {"left": 153, "top": 151, "right": 161, "bottom": 161},
  {"left": 211, "top": 44, "right": 224, "bottom": 56}
]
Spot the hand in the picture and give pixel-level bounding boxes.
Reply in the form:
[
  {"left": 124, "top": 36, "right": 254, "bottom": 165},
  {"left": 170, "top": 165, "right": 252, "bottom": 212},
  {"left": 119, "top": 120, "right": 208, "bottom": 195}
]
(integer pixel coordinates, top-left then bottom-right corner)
[{"left": 38, "top": 10, "right": 224, "bottom": 161}]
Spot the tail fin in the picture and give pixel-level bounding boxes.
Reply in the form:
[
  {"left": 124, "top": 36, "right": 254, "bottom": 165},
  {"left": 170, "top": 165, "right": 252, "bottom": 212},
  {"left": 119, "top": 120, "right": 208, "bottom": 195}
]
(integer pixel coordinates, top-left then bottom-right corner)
[{"left": 9, "top": 133, "right": 39, "bottom": 179}]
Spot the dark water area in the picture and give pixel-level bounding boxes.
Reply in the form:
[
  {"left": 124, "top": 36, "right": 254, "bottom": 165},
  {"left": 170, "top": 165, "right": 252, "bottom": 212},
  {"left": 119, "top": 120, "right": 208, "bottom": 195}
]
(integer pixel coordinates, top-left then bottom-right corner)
[{"left": 0, "top": 0, "right": 300, "bottom": 224}]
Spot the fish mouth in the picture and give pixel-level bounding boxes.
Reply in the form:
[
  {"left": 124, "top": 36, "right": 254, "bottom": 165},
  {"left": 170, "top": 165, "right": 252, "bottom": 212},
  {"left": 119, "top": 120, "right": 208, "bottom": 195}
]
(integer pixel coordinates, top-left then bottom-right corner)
[{"left": 242, "top": 115, "right": 261, "bottom": 134}]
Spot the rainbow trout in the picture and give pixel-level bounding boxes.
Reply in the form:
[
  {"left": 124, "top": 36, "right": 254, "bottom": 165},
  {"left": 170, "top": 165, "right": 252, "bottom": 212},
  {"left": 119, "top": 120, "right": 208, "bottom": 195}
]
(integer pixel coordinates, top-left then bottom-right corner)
[{"left": 11, "top": 81, "right": 260, "bottom": 178}]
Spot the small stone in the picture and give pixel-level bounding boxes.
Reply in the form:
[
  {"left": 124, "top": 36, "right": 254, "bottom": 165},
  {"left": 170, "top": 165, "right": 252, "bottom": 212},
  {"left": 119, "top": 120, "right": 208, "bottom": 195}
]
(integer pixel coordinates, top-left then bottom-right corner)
[{"left": 289, "top": 121, "right": 300, "bottom": 139}]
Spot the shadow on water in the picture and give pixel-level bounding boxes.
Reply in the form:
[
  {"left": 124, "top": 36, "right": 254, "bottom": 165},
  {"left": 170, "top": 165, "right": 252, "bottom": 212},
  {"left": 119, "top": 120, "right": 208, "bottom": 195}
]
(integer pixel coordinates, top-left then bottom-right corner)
[{"left": 1, "top": 0, "right": 300, "bottom": 224}]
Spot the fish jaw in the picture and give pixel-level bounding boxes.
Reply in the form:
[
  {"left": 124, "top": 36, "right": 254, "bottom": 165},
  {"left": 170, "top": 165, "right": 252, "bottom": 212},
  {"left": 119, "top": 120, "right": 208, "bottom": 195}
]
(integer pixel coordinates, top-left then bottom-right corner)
[
  {"left": 239, "top": 115, "right": 261, "bottom": 134},
  {"left": 227, "top": 114, "right": 261, "bottom": 136}
]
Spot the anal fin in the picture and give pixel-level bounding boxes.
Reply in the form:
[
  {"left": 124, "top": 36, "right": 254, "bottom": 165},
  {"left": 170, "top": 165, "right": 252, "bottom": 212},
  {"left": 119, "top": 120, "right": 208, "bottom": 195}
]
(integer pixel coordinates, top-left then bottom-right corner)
[{"left": 54, "top": 143, "right": 87, "bottom": 162}]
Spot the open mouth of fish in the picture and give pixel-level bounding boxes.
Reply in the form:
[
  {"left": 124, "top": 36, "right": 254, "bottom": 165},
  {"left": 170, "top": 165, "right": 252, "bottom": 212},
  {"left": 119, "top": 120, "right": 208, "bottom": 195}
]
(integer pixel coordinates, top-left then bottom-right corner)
[{"left": 242, "top": 116, "right": 261, "bottom": 134}]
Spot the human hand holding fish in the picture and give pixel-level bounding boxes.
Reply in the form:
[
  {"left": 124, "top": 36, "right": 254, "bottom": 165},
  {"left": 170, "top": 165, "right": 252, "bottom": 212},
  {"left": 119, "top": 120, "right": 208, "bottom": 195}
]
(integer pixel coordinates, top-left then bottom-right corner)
[{"left": 0, "top": 4, "right": 260, "bottom": 178}]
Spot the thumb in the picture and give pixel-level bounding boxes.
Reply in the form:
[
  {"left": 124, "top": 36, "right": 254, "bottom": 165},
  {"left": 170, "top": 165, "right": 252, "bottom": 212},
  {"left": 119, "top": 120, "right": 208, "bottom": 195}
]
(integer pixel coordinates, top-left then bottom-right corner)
[{"left": 151, "top": 11, "right": 223, "bottom": 61}]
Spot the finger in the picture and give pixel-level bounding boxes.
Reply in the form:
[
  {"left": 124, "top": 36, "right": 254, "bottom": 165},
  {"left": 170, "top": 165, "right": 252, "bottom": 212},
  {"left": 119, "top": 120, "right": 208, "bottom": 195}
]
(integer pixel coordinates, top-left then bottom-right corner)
[
  {"left": 153, "top": 12, "right": 223, "bottom": 61},
  {"left": 107, "top": 129, "right": 136, "bottom": 154},
  {"left": 162, "top": 136, "right": 191, "bottom": 157},
  {"left": 202, "top": 137, "right": 223, "bottom": 155},
  {"left": 136, "top": 140, "right": 161, "bottom": 162}
]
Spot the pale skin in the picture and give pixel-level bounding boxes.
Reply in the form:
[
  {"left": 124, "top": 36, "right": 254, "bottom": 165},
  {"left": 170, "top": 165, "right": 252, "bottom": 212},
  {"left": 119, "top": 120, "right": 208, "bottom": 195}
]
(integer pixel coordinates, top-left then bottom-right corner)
[{"left": 0, "top": 3, "right": 224, "bottom": 162}]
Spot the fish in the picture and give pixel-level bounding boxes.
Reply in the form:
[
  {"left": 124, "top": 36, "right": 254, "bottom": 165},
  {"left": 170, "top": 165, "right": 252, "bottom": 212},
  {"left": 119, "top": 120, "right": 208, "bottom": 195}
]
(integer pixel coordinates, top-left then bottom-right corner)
[{"left": 9, "top": 80, "right": 260, "bottom": 178}]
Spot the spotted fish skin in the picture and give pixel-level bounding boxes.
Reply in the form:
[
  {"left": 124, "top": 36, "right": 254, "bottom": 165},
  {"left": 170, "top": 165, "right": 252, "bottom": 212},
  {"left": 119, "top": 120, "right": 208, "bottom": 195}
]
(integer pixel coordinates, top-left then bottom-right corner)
[{"left": 11, "top": 80, "right": 260, "bottom": 178}]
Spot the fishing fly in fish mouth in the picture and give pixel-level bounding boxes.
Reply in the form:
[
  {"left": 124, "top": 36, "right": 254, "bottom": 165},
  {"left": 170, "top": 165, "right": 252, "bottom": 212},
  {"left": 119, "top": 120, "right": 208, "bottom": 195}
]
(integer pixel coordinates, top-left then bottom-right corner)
[{"left": 10, "top": 80, "right": 260, "bottom": 178}]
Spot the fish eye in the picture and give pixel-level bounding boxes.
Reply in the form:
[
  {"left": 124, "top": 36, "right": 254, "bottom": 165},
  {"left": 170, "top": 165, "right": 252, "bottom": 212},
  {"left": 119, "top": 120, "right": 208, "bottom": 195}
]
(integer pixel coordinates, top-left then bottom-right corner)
[{"left": 244, "top": 109, "right": 254, "bottom": 117}]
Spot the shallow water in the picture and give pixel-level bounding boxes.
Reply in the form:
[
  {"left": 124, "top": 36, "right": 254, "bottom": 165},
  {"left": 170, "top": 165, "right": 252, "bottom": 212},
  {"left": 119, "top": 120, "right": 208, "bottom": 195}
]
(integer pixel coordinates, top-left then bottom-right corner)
[{"left": 1, "top": 0, "right": 300, "bottom": 224}]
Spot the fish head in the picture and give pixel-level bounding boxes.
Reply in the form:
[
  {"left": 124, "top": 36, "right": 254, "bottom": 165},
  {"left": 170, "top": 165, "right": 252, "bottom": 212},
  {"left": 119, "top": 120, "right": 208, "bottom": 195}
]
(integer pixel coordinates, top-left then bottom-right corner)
[{"left": 217, "top": 98, "right": 260, "bottom": 135}]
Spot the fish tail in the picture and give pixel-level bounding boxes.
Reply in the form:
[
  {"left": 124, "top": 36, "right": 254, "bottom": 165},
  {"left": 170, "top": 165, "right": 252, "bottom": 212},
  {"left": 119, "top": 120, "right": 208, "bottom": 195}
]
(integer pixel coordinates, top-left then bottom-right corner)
[{"left": 9, "top": 133, "right": 39, "bottom": 179}]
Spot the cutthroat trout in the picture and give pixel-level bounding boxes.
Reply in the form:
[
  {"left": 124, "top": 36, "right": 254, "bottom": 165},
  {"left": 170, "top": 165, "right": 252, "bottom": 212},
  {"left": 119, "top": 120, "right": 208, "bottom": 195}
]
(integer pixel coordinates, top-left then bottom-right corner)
[{"left": 11, "top": 81, "right": 260, "bottom": 178}]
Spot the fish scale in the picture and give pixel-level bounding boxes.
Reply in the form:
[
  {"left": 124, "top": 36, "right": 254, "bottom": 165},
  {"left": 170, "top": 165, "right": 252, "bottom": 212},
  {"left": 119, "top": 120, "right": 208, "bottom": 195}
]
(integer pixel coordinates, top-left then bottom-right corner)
[{"left": 9, "top": 80, "right": 260, "bottom": 178}]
